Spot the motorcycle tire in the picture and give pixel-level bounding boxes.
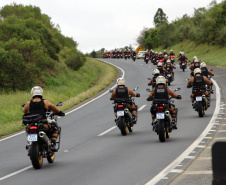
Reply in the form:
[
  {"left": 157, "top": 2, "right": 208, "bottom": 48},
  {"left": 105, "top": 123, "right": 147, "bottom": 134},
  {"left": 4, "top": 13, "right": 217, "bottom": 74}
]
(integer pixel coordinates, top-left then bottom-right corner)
[
  {"left": 118, "top": 117, "right": 128, "bottom": 136},
  {"left": 30, "top": 142, "right": 43, "bottom": 169},
  {"left": 158, "top": 119, "right": 166, "bottom": 142},
  {"left": 183, "top": 68, "right": 185, "bottom": 72},
  {"left": 47, "top": 153, "right": 55, "bottom": 163},
  {"left": 168, "top": 81, "right": 171, "bottom": 86},
  {"left": 197, "top": 101, "right": 204, "bottom": 117}
]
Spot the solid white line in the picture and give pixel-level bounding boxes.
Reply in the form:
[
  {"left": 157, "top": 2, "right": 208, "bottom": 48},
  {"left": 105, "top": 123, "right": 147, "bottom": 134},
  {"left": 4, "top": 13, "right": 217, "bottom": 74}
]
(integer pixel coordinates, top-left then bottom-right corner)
[
  {"left": 0, "top": 165, "right": 32, "bottom": 181},
  {"left": 98, "top": 126, "right": 117, "bottom": 136},
  {"left": 145, "top": 79, "right": 220, "bottom": 185},
  {"left": 0, "top": 131, "right": 25, "bottom": 142}
]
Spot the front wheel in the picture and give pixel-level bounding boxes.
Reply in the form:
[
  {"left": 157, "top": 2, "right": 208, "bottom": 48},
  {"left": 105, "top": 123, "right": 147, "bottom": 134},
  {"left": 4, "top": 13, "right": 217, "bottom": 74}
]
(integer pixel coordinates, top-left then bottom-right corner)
[
  {"left": 30, "top": 142, "right": 43, "bottom": 169},
  {"left": 47, "top": 153, "right": 55, "bottom": 163},
  {"left": 158, "top": 120, "right": 166, "bottom": 142}
]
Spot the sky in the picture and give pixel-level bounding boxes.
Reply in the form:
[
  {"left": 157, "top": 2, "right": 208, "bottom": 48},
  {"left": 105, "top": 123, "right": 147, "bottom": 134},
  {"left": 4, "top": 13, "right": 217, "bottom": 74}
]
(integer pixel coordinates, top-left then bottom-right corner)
[{"left": 0, "top": 0, "right": 224, "bottom": 53}]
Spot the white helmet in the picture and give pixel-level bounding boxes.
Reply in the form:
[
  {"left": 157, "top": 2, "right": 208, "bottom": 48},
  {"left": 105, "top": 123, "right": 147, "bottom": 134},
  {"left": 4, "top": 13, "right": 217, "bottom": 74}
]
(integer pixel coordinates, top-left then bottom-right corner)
[
  {"left": 194, "top": 58, "right": 199, "bottom": 63},
  {"left": 159, "top": 52, "right": 162, "bottom": 54},
  {"left": 31, "top": 86, "right": 43, "bottom": 97},
  {"left": 194, "top": 68, "right": 201, "bottom": 75},
  {"left": 200, "top": 62, "right": 206, "bottom": 68},
  {"left": 164, "top": 54, "right": 168, "bottom": 58},
  {"left": 166, "top": 59, "right": 171, "bottom": 64},
  {"left": 157, "top": 62, "right": 163, "bottom": 67},
  {"left": 153, "top": 69, "right": 160, "bottom": 75},
  {"left": 156, "top": 76, "right": 166, "bottom": 85},
  {"left": 117, "top": 78, "right": 125, "bottom": 86}
]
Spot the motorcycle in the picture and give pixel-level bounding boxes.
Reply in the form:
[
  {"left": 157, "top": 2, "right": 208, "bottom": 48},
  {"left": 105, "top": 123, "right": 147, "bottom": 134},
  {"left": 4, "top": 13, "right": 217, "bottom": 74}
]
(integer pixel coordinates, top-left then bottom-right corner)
[
  {"left": 110, "top": 87, "right": 139, "bottom": 136},
  {"left": 132, "top": 55, "right": 136, "bottom": 62},
  {"left": 22, "top": 102, "right": 64, "bottom": 169},
  {"left": 152, "top": 57, "right": 157, "bottom": 65},
  {"left": 180, "top": 60, "right": 187, "bottom": 72},
  {"left": 166, "top": 68, "right": 174, "bottom": 86},
  {"left": 144, "top": 55, "right": 149, "bottom": 64},
  {"left": 117, "top": 54, "right": 120, "bottom": 59},
  {"left": 170, "top": 55, "right": 175, "bottom": 64},
  {"left": 192, "top": 88, "right": 208, "bottom": 117},
  {"left": 146, "top": 88, "right": 180, "bottom": 142},
  {"left": 124, "top": 54, "right": 127, "bottom": 60}
]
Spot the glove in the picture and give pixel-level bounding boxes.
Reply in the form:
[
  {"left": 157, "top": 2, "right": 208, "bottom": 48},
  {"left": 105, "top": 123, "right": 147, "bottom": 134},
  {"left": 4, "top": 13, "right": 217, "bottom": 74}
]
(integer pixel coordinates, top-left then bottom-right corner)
[
  {"left": 187, "top": 85, "right": 192, "bottom": 88},
  {"left": 57, "top": 111, "right": 65, "bottom": 116},
  {"left": 177, "top": 95, "right": 182, "bottom": 99},
  {"left": 147, "top": 98, "right": 152, "bottom": 101},
  {"left": 136, "top": 93, "right": 140, "bottom": 97},
  {"left": 110, "top": 98, "right": 113, "bottom": 100}
]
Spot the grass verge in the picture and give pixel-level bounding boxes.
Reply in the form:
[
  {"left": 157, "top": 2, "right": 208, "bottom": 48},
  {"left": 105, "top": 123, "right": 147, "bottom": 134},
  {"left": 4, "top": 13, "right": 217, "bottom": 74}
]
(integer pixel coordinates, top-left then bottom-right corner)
[{"left": 0, "top": 58, "right": 118, "bottom": 137}]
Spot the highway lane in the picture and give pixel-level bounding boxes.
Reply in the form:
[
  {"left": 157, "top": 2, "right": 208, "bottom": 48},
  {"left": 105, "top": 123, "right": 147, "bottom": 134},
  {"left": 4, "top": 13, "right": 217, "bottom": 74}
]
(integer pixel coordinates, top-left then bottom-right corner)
[{"left": 0, "top": 58, "right": 217, "bottom": 185}]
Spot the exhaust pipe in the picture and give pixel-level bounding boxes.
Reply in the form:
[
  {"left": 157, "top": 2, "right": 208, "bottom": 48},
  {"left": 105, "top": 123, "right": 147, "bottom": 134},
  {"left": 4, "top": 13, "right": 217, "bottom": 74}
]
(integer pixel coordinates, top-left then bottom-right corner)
[
  {"left": 39, "top": 131, "right": 51, "bottom": 149},
  {"left": 165, "top": 111, "right": 172, "bottom": 123},
  {"left": 124, "top": 109, "right": 133, "bottom": 123}
]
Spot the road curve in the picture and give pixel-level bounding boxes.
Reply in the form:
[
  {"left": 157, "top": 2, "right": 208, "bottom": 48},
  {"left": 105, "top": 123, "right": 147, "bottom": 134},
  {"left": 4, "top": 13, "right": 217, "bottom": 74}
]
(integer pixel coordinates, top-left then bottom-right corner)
[{"left": 0, "top": 58, "right": 218, "bottom": 185}]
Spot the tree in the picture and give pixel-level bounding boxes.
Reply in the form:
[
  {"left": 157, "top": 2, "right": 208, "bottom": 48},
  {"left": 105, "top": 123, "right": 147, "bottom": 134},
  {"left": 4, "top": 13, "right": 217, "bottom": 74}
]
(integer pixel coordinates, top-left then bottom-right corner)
[{"left": 154, "top": 8, "right": 168, "bottom": 27}]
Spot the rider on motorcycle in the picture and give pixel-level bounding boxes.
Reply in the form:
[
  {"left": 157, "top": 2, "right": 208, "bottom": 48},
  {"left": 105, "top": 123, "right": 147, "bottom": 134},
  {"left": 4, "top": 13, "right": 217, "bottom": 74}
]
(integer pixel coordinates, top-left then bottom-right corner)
[
  {"left": 157, "top": 62, "right": 167, "bottom": 76},
  {"left": 147, "top": 76, "right": 182, "bottom": 129},
  {"left": 163, "top": 50, "right": 168, "bottom": 56},
  {"left": 163, "top": 54, "right": 168, "bottom": 64},
  {"left": 158, "top": 52, "right": 164, "bottom": 61},
  {"left": 187, "top": 68, "right": 213, "bottom": 107},
  {"left": 200, "top": 62, "right": 214, "bottom": 77},
  {"left": 110, "top": 78, "right": 140, "bottom": 124},
  {"left": 163, "top": 59, "right": 176, "bottom": 78},
  {"left": 189, "top": 58, "right": 201, "bottom": 76},
  {"left": 169, "top": 50, "right": 175, "bottom": 57},
  {"left": 178, "top": 52, "right": 188, "bottom": 67},
  {"left": 148, "top": 69, "right": 168, "bottom": 87},
  {"left": 23, "top": 86, "right": 65, "bottom": 151}
]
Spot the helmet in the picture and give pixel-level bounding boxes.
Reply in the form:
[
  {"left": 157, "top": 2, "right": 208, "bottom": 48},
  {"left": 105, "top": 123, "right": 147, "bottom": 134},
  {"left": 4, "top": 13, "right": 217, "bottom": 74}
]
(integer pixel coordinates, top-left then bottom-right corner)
[
  {"left": 166, "top": 59, "right": 171, "bottom": 64},
  {"left": 193, "top": 56, "right": 197, "bottom": 59},
  {"left": 153, "top": 69, "right": 160, "bottom": 75},
  {"left": 156, "top": 76, "right": 166, "bottom": 85},
  {"left": 157, "top": 62, "right": 163, "bottom": 67},
  {"left": 171, "top": 50, "right": 173, "bottom": 52},
  {"left": 31, "top": 86, "right": 43, "bottom": 97},
  {"left": 146, "top": 49, "right": 148, "bottom": 52},
  {"left": 155, "top": 52, "right": 157, "bottom": 54},
  {"left": 164, "top": 50, "right": 166, "bottom": 52},
  {"left": 200, "top": 62, "right": 206, "bottom": 68},
  {"left": 194, "top": 58, "right": 199, "bottom": 63},
  {"left": 117, "top": 78, "right": 125, "bottom": 86},
  {"left": 181, "top": 52, "right": 185, "bottom": 55},
  {"left": 194, "top": 68, "right": 201, "bottom": 75},
  {"left": 164, "top": 54, "right": 168, "bottom": 58},
  {"left": 159, "top": 52, "right": 162, "bottom": 54}
]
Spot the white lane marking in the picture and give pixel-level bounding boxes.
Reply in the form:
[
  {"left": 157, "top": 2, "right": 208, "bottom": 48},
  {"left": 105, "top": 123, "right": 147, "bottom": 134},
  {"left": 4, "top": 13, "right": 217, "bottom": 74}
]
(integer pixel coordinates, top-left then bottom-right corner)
[
  {"left": 0, "top": 60, "right": 125, "bottom": 143},
  {"left": 145, "top": 79, "right": 220, "bottom": 185},
  {"left": 0, "top": 165, "right": 32, "bottom": 181},
  {"left": 98, "top": 126, "right": 117, "bottom": 136},
  {"left": 138, "top": 105, "right": 146, "bottom": 111},
  {"left": 98, "top": 104, "right": 146, "bottom": 136}
]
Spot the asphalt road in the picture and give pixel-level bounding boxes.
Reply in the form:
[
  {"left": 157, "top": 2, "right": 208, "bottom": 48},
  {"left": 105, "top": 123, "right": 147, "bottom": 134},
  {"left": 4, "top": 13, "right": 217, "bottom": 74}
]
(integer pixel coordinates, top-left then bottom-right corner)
[{"left": 0, "top": 58, "right": 218, "bottom": 185}]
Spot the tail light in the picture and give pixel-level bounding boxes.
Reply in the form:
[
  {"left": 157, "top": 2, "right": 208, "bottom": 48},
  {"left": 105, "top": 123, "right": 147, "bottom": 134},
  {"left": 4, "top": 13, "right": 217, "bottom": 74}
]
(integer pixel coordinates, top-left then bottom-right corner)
[
  {"left": 117, "top": 104, "right": 124, "bottom": 110},
  {"left": 196, "top": 91, "right": 202, "bottom": 95},
  {"left": 157, "top": 106, "right": 164, "bottom": 112},
  {"left": 29, "top": 126, "right": 38, "bottom": 130},
  {"left": 182, "top": 61, "right": 185, "bottom": 63}
]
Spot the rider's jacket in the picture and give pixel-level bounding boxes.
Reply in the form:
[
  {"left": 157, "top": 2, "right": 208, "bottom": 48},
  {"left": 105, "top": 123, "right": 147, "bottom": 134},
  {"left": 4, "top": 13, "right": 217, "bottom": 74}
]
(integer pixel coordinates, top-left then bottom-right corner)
[
  {"left": 29, "top": 99, "right": 47, "bottom": 119},
  {"left": 166, "top": 64, "right": 172, "bottom": 70},
  {"left": 193, "top": 75, "right": 204, "bottom": 89},
  {"left": 180, "top": 56, "right": 186, "bottom": 61},
  {"left": 154, "top": 86, "right": 169, "bottom": 101},
  {"left": 201, "top": 67, "right": 208, "bottom": 77},
  {"left": 115, "top": 86, "right": 129, "bottom": 99}
]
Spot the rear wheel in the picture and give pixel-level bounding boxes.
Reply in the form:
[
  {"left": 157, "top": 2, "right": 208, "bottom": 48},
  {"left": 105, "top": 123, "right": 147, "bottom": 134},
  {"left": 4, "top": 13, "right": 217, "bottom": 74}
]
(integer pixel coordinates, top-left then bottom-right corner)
[
  {"left": 197, "top": 101, "right": 204, "bottom": 117},
  {"left": 30, "top": 142, "right": 43, "bottom": 169},
  {"left": 118, "top": 117, "right": 128, "bottom": 136},
  {"left": 158, "top": 120, "right": 166, "bottom": 142}
]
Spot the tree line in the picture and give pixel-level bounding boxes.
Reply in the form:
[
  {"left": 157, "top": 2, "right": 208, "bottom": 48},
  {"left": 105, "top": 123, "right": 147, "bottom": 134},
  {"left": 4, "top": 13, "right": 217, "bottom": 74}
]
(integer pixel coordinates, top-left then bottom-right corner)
[
  {"left": 0, "top": 4, "right": 86, "bottom": 91},
  {"left": 137, "top": 0, "right": 226, "bottom": 50}
]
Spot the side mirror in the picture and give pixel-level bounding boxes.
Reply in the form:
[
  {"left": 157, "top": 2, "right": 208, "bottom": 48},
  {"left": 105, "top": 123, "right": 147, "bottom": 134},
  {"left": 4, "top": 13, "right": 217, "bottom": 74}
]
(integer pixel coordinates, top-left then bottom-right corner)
[
  {"left": 147, "top": 78, "right": 151, "bottom": 80},
  {"left": 22, "top": 104, "right": 25, "bottom": 107},
  {"left": 146, "top": 88, "right": 151, "bottom": 92},
  {"left": 109, "top": 89, "right": 113, "bottom": 93},
  {"left": 133, "top": 87, "right": 138, "bottom": 91},
  {"left": 56, "top": 102, "right": 63, "bottom": 106},
  {"left": 186, "top": 79, "right": 189, "bottom": 81},
  {"left": 174, "top": 88, "right": 181, "bottom": 92}
]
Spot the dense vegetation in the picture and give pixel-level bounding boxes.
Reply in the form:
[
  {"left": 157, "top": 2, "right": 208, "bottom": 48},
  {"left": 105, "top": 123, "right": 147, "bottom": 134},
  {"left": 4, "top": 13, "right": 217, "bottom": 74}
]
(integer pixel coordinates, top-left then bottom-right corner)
[
  {"left": 137, "top": 0, "right": 226, "bottom": 49},
  {"left": 0, "top": 4, "right": 86, "bottom": 91}
]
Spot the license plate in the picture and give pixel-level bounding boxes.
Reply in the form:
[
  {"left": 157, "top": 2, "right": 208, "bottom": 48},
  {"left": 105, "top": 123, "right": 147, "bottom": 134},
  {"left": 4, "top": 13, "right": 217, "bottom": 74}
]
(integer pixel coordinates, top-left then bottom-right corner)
[
  {"left": 182, "top": 63, "right": 185, "bottom": 65},
  {"left": 27, "top": 134, "right": 38, "bottom": 142},
  {"left": 167, "top": 74, "right": 171, "bottom": 77},
  {"left": 196, "top": 96, "right": 202, "bottom": 101},
  {"left": 156, "top": 113, "right": 165, "bottom": 119},
  {"left": 117, "top": 110, "right": 124, "bottom": 117}
]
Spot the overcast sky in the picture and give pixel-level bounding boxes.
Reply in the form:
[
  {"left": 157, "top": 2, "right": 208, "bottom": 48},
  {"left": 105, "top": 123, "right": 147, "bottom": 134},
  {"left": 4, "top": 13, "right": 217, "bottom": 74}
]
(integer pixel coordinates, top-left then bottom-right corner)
[{"left": 0, "top": 0, "right": 224, "bottom": 53}]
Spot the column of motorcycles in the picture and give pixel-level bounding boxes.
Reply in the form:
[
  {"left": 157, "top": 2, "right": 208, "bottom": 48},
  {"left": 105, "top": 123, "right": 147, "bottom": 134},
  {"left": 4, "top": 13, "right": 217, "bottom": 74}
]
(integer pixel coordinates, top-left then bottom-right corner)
[{"left": 108, "top": 52, "right": 214, "bottom": 143}]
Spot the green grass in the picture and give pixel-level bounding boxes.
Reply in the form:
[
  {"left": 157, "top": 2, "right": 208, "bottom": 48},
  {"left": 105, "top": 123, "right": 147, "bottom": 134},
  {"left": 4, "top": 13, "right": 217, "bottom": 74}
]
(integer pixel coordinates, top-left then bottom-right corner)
[
  {"left": 155, "top": 40, "right": 226, "bottom": 67},
  {"left": 0, "top": 58, "right": 118, "bottom": 137}
]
